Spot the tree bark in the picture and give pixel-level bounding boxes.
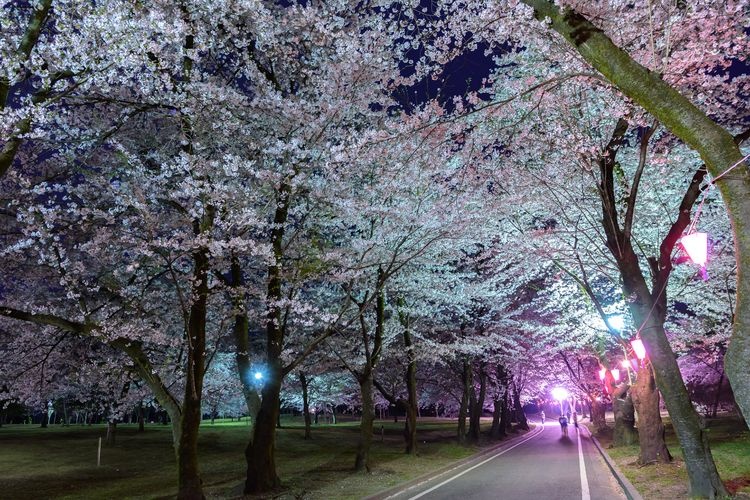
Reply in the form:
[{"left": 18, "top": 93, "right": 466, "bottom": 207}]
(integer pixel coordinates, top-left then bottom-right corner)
[
  {"left": 300, "top": 372, "right": 312, "bottom": 440},
  {"left": 590, "top": 398, "right": 607, "bottom": 434},
  {"left": 230, "top": 257, "right": 261, "bottom": 439},
  {"left": 457, "top": 358, "right": 471, "bottom": 444},
  {"left": 243, "top": 181, "right": 291, "bottom": 493},
  {"left": 402, "top": 313, "right": 418, "bottom": 455},
  {"left": 612, "top": 385, "right": 638, "bottom": 447},
  {"left": 244, "top": 366, "right": 282, "bottom": 493},
  {"left": 176, "top": 245, "right": 211, "bottom": 500},
  {"left": 106, "top": 421, "right": 117, "bottom": 446},
  {"left": 354, "top": 373, "right": 375, "bottom": 472},
  {"left": 512, "top": 381, "right": 528, "bottom": 431},
  {"left": 630, "top": 364, "right": 671, "bottom": 464},
  {"left": 468, "top": 362, "right": 487, "bottom": 443}
]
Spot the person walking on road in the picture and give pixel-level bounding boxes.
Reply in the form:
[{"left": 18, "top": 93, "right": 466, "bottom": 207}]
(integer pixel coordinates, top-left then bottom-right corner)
[
  {"left": 558, "top": 415, "right": 568, "bottom": 436},
  {"left": 540, "top": 410, "right": 545, "bottom": 424},
  {"left": 572, "top": 411, "right": 579, "bottom": 429}
]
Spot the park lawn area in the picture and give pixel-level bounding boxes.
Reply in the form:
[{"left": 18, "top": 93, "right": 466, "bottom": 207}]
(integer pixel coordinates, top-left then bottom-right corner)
[
  {"left": 603, "top": 415, "right": 750, "bottom": 499},
  {"left": 0, "top": 417, "right": 508, "bottom": 499}
]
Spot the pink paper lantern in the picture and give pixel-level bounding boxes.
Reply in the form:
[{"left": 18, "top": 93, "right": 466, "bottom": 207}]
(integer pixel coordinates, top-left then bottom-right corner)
[
  {"left": 680, "top": 232, "right": 708, "bottom": 267},
  {"left": 631, "top": 338, "right": 647, "bottom": 360}
]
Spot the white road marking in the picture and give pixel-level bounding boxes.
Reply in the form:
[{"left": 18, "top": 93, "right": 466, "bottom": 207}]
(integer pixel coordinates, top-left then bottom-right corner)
[
  {"left": 577, "top": 427, "right": 591, "bottom": 500},
  {"left": 406, "top": 425, "right": 544, "bottom": 500}
]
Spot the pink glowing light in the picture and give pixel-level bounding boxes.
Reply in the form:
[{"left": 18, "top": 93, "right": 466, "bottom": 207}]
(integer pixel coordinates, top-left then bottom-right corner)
[
  {"left": 621, "top": 359, "right": 631, "bottom": 369},
  {"left": 631, "top": 338, "right": 647, "bottom": 360},
  {"left": 611, "top": 369, "right": 620, "bottom": 381},
  {"left": 598, "top": 368, "right": 606, "bottom": 381},
  {"left": 680, "top": 232, "right": 708, "bottom": 267}
]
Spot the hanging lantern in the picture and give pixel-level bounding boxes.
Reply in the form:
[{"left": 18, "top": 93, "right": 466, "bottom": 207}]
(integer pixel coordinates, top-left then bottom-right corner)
[
  {"left": 611, "top": 369, "right": 620, "bottom": 381},
  {"left": 598, "top": 367, "right": 607, "bottom": 381},
  {"left": 631, "top": 338, "right": 647, "bottom": 360},
  {"left": 679, "top": 232, "right": 708, "bottom": 267}
]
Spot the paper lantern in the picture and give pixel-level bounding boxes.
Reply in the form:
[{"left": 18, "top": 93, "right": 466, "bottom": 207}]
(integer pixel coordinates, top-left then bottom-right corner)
[
  {"left": 611, "top": 369, "right": 620, "bottom": 381},
  {"left": 631, "top": 338, "right": 647, "bottom": 360},
  {"left": 598, "top": 367, "right": 606, "bottom": 381},
  {"left": 680, "top": 232, "right": 708, "bottom": 267}
]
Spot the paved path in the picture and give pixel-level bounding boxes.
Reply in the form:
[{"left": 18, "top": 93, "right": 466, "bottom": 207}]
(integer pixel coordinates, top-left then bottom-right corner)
[{"left": 383, "top": 420, "right": 627, "bottom": 500}]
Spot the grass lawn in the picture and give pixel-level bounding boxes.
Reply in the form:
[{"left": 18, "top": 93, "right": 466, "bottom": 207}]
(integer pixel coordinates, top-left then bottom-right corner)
[
  {"left": 600, "top": 414, "right": 750, "bottom": 499},
  {"left": 0, "top": 417, "right": 515, "bottom": 499}
]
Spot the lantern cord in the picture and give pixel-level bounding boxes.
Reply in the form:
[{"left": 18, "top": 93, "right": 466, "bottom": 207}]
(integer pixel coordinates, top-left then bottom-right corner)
[
  {"left": 687, "top": 151, "right": 749, "bottom": 235},
  {"left": 708, "top": 151, "right": 750, "bottom": 186}
]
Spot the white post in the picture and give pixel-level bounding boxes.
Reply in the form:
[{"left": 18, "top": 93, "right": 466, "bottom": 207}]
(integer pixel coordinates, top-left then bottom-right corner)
[{"left": 97, "top": 437, "right": 101, "bottom": 467}]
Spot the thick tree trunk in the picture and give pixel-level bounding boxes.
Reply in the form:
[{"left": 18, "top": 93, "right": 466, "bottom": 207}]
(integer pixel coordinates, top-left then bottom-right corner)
[
  {"left": 244, "top": 181, "right": 291, "bottom": 494},
  {"left": 176, "top": 246, "right": 211, "bottom": 500},
  {"left": 512, "top": 383, "right": 528, "bottom": 431},
  {"left": 490, "top": 398, "right": 504, "bottom": 439},
  {"left": 522, "top": 0, "right": 750, "bottom": 438},
  {"left": 300, "top": 372, "right": 312, "bottom": 440},
  {"left": 612, "top": 385, "right": 637, "bottom": 447},
  {"left": 457, "top": 358, "right": 471, "bottom": 444},
  {"left": 468, "top": 364, "right": 487, "bottom": 443},
  {"left": 244, "top": 364, "right": 282, "bottom": 493},
  {"left": 354, "top": 373, "right": 375, "bottom": 472},
  {"left": 630, "top": 364, "right": 671, "bottom": 463},
  {"left": 230, "top": 257, "right": 262, "bottom": 440}
]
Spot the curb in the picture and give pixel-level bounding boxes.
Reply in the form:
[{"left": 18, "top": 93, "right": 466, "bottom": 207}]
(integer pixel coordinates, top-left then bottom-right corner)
[
  {"left": 365, "top": 424, "right": 544, "bottom": 500},
  {"left": 581, "top": 424, "right": 643, "bottom": 500}
]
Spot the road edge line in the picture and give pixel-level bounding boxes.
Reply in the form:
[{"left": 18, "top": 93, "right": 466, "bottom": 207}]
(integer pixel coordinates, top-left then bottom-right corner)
[{"left": 581, "top": 423, "right": 643, "bottom": 500}]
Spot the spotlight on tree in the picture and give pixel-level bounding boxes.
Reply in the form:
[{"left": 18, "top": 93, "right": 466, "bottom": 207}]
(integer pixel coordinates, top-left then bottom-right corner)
[
  {"left": 598, "top": 367, "right": 607, "bottom": 381},
  {"left": 611, "top": 369, "right": 620, "bottom": 382}
]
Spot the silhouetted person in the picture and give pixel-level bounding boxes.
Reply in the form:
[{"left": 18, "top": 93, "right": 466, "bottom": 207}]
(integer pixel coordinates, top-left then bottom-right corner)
[{"left": 558, "top": 415, "right": 568, "bottom": 436}]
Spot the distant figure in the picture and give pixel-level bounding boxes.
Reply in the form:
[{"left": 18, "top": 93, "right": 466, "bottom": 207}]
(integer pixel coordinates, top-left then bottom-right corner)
[
  {"left": 540, "top": 410, "right": 545, "bottom": 424},
  {"left": 559, "top": 415, "right": 568, "bottom": 436},
  {"left": 572, "top": 411, "right": 579, "bottom": 429}
]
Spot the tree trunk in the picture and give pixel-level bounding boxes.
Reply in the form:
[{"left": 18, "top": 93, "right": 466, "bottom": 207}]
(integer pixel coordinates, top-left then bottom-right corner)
[
  {"left": 612, "top": 385, "right": 638, "bottom": 447},
  {"left": 354, "top": 373, "right": 375, "bottom": 472},
  {"left": 138, "top": 402, "right": 145, "bottom": 432},
  {"left": 457, "top": 358, "right": 471, "bottom": 444},
  {"left": 512, "top": 382, "right": 528, "bottom": 431},
  {"left": 244, "top": 364, "right": 282, "bottom": 493},
  {"left": 230, "top": 256, "right": 262, "bottom": 439},
  {"left": 631, "top": 363, "right": 671, "bottom": 464},
  {"left": 590, "top": 398, "right": 607, "bottom": 434},
  {"left": 176, "top": 245, "right": 211, "bottom": 500},
  {"left": 300, "top": 372, "right": 312, "bottom": 440},
  {"left": 491, "top": 398, "right": 504, "bottom": 439},
  {"left": 106, "top": 421, "right": 117, "bottom": 446},
  {"left": 403, "top": 321, "right": 418, "bottom": 455},
  {"left": 711, "top": 370, "right": 724, "bottom": 419},
  {"left": 244, "top": 181, "right": 291, "bottom": 494},
  {"left": 468, "top": 364, "right": 487, "bottom": 442}
]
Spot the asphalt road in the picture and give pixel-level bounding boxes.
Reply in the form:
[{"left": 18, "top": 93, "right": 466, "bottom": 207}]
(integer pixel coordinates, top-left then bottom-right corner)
[{"left": 385, "top": 420, "right": 628, "bottom": 500}]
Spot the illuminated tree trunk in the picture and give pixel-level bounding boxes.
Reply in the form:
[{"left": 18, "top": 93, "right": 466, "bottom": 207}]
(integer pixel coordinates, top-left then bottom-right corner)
[
  {"left": 244, "top": 181, "right": 291, "bottom": 494},
  {"left": 630, "top": 365, "right": 671, "bottom": 464},
  {"left": 468, "top": 362, "right": 487, "bottom": 443},
  {"left": 612, "top": 385, "right": 637, "bottom": 447},
  {"left": 354, "top": 372, "right": 375, "bottom": 471}
]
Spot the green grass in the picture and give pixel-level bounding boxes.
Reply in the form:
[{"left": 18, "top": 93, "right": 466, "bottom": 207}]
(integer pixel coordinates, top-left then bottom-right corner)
[
  {"left": 0, "top": 417, "right": 509, "bottom": 499},
  {"left": 603, "top": 415, "right": 750, "bottom": 499}
]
